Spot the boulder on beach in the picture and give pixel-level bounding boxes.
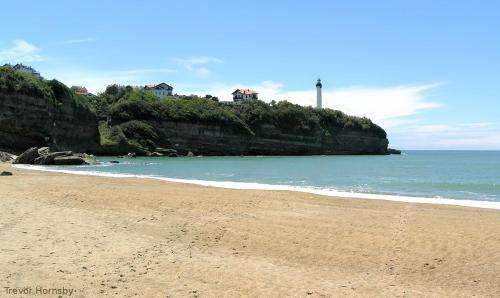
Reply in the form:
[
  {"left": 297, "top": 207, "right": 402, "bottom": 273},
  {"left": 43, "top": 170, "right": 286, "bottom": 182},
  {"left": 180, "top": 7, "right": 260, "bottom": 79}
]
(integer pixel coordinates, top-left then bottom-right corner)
[
  {"left": 0, "top": 171, "right": 13, "bottom": 176},
  {"left": 34, "top": 151, "right": 73, "bottom": 165},
  {"left": 34, "top": 154, "right": 55, "bottom": 165},
  {"left": 12, "top": 147, "right": 98, "bottom": 165},
  {"left": 13, "top": 147, "right": 40, "bottom": 164},
  {"left": 53, "top": 156, "right": 87, "bottom": 165},
  {"left": 0, "top": 151, "right": 16, "bottom": 162}
]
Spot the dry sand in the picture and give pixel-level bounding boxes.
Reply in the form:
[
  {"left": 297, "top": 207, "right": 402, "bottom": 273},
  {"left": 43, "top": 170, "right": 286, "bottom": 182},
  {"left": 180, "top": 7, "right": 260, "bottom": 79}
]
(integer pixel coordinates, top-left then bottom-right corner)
[{"left": 0, "top": 163, "right": 499, "bottom": 297}]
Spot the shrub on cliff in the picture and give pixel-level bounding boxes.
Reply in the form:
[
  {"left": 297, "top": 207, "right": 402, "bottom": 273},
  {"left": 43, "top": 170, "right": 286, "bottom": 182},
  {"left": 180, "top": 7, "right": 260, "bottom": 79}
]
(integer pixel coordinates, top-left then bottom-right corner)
[
  {"left": 0, "top": 65, "right": 53, "bottom": 99},
  {"left": 0, "top": 65, "right": 94, "bottom": 112},
  {"left": 229, "top": 100, "right": 387, "bottom": 138},
  {"left": 154, "top": 98, "right": 250, "bottom": 131},
  {"left": 119, "top": 120, "right": 158, "bottom": 151},
  {"left": 99, "top": 122, "right": 128, "bottom": 147},
  {"left": 109, "top": 92, "right": 158, "bottom": 123},
  {"left": 47, "top": 79, "right": 92, "bottom": 110},
  {"left": 106, "top": 90, "right": 252, "bottom": 135},
  {"left": 316, "top": 108, "right": 386, "bottom": 138}
]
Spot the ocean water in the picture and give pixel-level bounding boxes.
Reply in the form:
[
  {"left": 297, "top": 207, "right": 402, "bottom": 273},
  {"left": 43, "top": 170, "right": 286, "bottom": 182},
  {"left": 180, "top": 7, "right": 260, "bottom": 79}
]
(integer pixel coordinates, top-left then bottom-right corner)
[{"left": 16, "top": 151, "right": 500, "bottom": 209}]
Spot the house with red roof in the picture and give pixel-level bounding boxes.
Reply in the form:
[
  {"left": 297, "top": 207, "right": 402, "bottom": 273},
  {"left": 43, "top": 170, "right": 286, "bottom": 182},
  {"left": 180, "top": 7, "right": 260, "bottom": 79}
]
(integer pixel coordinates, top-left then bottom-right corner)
[{"left": 232, "top": 89, "right": 258, "bottom": 103}]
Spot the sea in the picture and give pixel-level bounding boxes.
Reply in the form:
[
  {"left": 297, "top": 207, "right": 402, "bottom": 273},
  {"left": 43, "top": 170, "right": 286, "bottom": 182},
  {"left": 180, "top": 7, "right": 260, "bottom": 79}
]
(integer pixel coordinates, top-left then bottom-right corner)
[{"left": 15, "top": 150, "right": 500, "bottom": 210}]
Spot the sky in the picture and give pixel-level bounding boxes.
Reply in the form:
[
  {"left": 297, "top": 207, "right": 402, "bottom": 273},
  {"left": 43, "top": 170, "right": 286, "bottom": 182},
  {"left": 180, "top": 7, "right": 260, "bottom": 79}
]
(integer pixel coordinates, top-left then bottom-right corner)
[{"left": 1, "top": 0, "right": 499, "bottom": 150}]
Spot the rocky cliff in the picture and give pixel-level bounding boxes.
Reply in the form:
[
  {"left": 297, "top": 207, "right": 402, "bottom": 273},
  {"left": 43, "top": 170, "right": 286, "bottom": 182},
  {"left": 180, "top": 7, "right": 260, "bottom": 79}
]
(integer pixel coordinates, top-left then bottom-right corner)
[
  {"left": 148, "top": 121, "right": 388, "bottom": 156},
  {"left": 0, "top": 94, "right": 389, "bottom": 156},
  {"left": 0, "top": 93, "right": 100, "bottom": 153}
]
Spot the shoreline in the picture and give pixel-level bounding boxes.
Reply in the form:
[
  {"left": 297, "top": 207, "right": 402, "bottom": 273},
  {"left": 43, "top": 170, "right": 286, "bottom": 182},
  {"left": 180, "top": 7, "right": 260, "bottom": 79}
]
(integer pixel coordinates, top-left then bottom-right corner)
[{"left": 12, "top": 163, "right": 500, "bottom": 210}]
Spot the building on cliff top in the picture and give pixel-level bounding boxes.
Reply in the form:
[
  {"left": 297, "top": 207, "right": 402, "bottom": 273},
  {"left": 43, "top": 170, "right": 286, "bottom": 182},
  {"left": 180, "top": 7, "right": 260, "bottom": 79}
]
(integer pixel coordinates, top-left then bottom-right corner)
[
  {"left": 232, "top": 89, "right": 258, "bottom": 103},
  {"left": 316, "top": 78, "right": 322, "bottom": 108},
  {"left": 143, "top": 83, "right": 173, "bottom": 98},
  {"left": 70, "top": 86, "right": 94, "bottom": 97},
  {"left": 6, "top": 64, "right": 42, "bottom": 78}
]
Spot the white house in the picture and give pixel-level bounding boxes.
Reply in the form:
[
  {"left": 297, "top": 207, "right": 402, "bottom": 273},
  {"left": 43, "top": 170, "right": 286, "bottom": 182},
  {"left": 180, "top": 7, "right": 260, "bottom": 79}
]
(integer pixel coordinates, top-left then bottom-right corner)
[
  {"left": 12, "top": 64, "right": 41, "bottom": 78},
  {"left": 144, "top": 83, "right": 173, "bottom": 98},
  {"left": 232, "top": 89, "right": 258, "bottom": 103}
]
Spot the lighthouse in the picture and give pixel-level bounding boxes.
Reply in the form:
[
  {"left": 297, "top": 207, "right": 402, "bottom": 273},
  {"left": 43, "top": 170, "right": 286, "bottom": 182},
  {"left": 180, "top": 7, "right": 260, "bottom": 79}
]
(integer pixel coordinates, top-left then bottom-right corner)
[{"left": 316, "top": 78, "right": 322, "bottom": 108}]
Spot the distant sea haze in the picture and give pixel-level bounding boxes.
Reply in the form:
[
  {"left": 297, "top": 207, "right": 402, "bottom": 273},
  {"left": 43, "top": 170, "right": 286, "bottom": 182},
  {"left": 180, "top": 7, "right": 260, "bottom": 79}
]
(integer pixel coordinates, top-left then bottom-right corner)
[{"left": 15, "top": 151, "right": 500, "bottom": 210}]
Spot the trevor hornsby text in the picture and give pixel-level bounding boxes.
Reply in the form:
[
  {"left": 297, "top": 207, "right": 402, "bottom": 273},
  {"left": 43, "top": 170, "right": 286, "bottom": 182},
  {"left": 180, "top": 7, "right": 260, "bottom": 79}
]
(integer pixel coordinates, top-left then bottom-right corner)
[{"left": 4, "top": 286, "right": 76, "bottom": 296}]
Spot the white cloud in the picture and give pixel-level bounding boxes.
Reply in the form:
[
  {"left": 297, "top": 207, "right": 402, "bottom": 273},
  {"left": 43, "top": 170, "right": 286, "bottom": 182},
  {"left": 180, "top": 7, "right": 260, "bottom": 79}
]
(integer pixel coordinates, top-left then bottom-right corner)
[
  {"left": 64, "top": 38, "right": 95, "bottom": 44},
  {"left": 175, "top": 56, "right": 222, "bottom": 77},
  {"left": 391, "top": 123, "right": 500, "bottom": 150},
  {"left": 0, "top": 40, "right": 44, "bottom": 63}
]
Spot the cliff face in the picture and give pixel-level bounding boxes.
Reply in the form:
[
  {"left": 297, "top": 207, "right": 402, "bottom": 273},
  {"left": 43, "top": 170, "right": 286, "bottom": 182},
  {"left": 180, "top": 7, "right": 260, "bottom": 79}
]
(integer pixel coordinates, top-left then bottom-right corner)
[
  {"left": 0, "top": 94, "right": 100, "bottom": 153},
  {"left": 0, "top": 94, "right": 388, "bottom": 156},
  {"left": 151, "top": 121, "right": 389, "bottom": 155}
]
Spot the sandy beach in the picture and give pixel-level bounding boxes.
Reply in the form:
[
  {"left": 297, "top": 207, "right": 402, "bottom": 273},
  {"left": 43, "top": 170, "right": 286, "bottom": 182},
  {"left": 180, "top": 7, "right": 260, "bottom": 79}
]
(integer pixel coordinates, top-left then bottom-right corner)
[{"left": 0, "top": 163, "right": 499, "bottom": 297}]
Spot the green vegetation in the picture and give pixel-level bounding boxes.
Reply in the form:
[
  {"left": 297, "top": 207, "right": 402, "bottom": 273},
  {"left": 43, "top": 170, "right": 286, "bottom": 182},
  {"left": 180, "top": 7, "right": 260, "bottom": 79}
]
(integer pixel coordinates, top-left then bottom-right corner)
[
  {"left": 0, "top": 65, "right": 93, "bottom": 111},
  {"left": 98, "top": 121, "right": 127, "bottom": 147},
  {"left": 229, "top": 99, "right": 386, "bottom": 137},
  {"left": 0, "top": 65, "right": 53, "bottom": 99},
  {"left": 119, "top": 120, "right": 158, "bottom": 151},
  {"left": 93, "top": 84, "right": 385, "bottom": 136},
  {"left": 110, "top": 96, "right": 251, "bottom": 132}
]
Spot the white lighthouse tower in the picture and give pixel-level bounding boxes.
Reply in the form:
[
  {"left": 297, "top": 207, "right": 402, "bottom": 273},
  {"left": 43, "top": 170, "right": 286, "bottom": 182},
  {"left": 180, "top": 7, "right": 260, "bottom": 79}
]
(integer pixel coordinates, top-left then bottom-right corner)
[{"left": 316, "top": 78, "right": 322, "bottom": 108}]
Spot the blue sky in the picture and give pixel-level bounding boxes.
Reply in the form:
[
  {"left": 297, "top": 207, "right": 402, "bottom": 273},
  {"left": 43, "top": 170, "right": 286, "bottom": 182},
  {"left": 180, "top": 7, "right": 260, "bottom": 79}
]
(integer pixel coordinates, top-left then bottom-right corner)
[{"left": 1, "top": 0, "right": 499, "bottom": 149}]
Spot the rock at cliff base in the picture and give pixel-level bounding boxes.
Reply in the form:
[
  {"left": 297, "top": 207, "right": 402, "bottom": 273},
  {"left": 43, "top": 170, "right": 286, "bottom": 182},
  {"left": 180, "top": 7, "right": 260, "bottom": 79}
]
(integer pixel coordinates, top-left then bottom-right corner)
[
  {"left": 0, "top": 151, "right": 16, "bottom": 162},
  {"left": 0, "top": 171, "right": 13, "bottom": 176},
  {"left": 148, "top": 152, "right": 164, "bottom": 157},
  {"left": 78, "top": 153, "right": 98, "bottom": 165},
  {"left": 186, "top": 151, "right": 195, "bottom": 157},
  {"left": 13, "top": 147, "right": 40, "bottom": 164},
  {"left": 156, "top": 148, "right": 177, "bottom": 155},
  {"left": 388, "top": 148, "right": 402, "bottom": 155},
  {"left": 53, "top": 156, "right": 87, "bottom": 165}
]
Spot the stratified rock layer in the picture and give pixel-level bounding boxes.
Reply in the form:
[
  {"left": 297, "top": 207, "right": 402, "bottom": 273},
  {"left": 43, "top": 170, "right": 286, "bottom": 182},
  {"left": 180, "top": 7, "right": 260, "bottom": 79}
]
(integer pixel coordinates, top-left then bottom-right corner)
[
  {"left": 0, "top": 94, "right": 100, "bottom": 153},
  {"left": 149, "top": 121, "right": 388, "bottom": 156}
]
